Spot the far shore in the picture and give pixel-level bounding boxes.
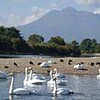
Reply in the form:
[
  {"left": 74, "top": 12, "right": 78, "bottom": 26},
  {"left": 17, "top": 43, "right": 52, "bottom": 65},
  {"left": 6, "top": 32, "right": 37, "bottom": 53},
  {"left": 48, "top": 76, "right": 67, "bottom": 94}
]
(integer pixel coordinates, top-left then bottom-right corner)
[{"left": 0, "top": 57, "right": 100, "bottom": 75}]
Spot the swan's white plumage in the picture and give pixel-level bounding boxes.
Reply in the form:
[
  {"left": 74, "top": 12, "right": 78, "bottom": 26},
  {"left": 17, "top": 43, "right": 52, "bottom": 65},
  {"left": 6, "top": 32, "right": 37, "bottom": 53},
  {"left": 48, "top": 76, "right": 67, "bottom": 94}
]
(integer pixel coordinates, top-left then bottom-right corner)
[
  {"left": 54, "top": 68, "right": 66, "bottom": 78},
  {"left": 13, "top": 88, "right": 33, "bottom": 95},
  {"left": 47, "top": 70, "right": 54, "bottom": 87},
  {"left": 47, "top": 70, "right": 67, "bottom": 87},
  {"left": 97, "top": 69, "right": 100, "bottom": 79},
  {"left": 52, "top": 77, "right": 74, "bottom": 95},
  {"left": 24, "top": 68, "right": 45, "bottom": 86},
  {"left": 9, "top": 74, "right": 34, "bottom": 95},
  {"left": 39, "top": 62, "right": 50, "bottom": 68},
  {"left": 74, "top": 64, "right": 84, "bottom": 70}
]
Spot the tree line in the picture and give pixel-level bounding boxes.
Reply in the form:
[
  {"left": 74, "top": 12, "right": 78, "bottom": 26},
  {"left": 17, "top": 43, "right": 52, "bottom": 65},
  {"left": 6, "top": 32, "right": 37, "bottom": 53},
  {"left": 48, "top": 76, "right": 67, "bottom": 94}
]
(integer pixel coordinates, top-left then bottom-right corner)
[{"left": 0, "top": 26, "right": 100, "bottom": 57}]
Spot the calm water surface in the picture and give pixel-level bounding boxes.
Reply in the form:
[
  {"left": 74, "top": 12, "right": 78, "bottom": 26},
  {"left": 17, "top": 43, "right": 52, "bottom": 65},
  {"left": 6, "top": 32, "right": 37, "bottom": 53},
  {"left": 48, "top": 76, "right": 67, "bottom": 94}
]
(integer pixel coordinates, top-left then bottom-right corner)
[
  {"left": 0, "top": 74, "right": 100, "bottom": 100},
  {"left": 0, "top": 54, "right": 50, "bottom": 58}
]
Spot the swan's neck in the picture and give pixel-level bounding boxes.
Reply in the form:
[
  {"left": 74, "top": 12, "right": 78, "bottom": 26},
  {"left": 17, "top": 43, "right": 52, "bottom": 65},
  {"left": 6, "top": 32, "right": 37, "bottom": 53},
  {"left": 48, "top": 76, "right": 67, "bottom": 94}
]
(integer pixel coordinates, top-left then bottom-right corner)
[
  {"left": 25, "top": 68, "right": 28, "bottom": 81},
  {"left": 55, "top": 69, "right": 58, "bottom": 76},
  {"left": 50, "top": 71, "right": 53, "bottom": 80},
  {"left": 29, "top": 70, "right": 32, "bottom": 80},
  {"left": 9, "top": 75, "right": 14, "bottom": 95},
  {"left": 53, "top": 79, "right": 57, "bottom": 95}
]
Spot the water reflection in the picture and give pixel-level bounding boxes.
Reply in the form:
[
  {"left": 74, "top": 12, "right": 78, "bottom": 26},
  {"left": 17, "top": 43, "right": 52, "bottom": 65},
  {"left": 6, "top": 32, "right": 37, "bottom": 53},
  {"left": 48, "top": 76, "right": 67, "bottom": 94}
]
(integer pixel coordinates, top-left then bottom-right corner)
[
  {"left": 52, "top": 95, "right": 57, "bottom": 100},
  {"left": 1, "top": 74, "right": 100, "bottom": 100},
  {"left": 9, "top": 95, "right": 13, "bottom": 100},
  {"left": 0, "top": 78, "right": 8, "bottom": 82}
]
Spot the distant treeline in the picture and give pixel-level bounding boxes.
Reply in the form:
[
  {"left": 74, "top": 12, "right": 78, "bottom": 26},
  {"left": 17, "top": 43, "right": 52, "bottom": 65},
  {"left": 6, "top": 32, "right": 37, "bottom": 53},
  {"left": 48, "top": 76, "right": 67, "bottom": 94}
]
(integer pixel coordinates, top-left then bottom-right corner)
[{"left": 0, "top": 26, "right": 100, "bottom": 57}]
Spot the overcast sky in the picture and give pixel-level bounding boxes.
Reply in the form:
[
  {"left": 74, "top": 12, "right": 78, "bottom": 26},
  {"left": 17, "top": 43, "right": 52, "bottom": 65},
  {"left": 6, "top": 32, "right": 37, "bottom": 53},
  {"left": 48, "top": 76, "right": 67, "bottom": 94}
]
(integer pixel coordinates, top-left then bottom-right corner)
[{"left": 0, "top": 0, "right": 100, "bottom": 26}]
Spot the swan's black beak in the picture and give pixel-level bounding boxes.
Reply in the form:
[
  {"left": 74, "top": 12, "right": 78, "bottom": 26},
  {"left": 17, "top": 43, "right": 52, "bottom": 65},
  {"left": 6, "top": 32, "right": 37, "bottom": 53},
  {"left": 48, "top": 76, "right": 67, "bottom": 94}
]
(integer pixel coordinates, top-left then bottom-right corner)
[{"left": 53, "top": 76, "right": 57, "bottom": 81}]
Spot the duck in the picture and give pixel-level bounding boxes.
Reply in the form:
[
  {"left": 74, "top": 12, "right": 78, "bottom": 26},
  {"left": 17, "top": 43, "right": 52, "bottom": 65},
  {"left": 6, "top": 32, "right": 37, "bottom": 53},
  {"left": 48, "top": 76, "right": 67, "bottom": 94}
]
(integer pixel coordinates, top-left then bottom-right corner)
[
  {"left": 9, "top": 74, "right": 34, "bottom": 95},
  {"left": 97, "top": 69, "right": 100, "bottom": 79},
  {"left": 52, "top": 77, "right": 74, "bottom": 95}
]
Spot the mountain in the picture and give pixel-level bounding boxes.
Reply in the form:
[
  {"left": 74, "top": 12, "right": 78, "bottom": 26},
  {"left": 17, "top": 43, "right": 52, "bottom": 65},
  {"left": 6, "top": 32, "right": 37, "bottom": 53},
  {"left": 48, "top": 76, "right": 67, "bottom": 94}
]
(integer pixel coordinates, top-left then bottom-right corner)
[{"left": 17, "top": 7, "right": 100, "bottom": 42}]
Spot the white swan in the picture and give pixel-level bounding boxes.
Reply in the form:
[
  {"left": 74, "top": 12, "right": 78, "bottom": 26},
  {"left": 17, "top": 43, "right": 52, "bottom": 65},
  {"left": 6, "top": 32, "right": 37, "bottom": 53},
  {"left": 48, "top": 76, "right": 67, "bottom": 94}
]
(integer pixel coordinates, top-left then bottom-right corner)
[
  {"left": 24, "top": 68, "right": 45, "bottom": 86},
  {"left": 0, "top": 70, "right": 8, "bottom": 79},
  {"left": 52, "top": 77, "right": 74, "bottom": 95},
  {"left": 47, "top": 70, "right": 54, "bottom": 87},
  {"left": 54, "top": 68, "right": 66, "bottom": 78},
  {"left": 47, "top": 70, "right": 67, "bottom": 87},
  {"left": 48, "top": 59, "right": 56, "bottom": 64},
  {"left": 39, "top": 62, "right": 50, "bottom": 68},
  {"left": 28, "top": 68, "right": 45, "bottom": 80},
  {"left": 29, "top": 69, "right": 46, "bottom": 84},
  {"left": 9, "top": 74, "right": 34, "bottom": 95},
  {"left": 74, "top": 64, "right": 84, "bottom": 70},
  {"left": 97, "top": 69, "right": 100, "bottom": 79}
]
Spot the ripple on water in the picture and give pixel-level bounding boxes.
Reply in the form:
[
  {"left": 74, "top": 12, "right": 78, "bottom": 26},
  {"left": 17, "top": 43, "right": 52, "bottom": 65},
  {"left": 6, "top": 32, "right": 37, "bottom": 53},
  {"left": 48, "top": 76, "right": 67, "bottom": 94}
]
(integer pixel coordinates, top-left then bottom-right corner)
[{"left": 0, "top": 74, "right": 100, "bottom": 100}]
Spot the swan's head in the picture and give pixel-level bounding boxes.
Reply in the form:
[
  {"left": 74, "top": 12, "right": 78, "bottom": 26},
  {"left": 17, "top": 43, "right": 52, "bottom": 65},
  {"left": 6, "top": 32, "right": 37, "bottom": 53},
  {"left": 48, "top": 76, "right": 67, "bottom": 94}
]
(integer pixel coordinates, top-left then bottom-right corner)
[
  {"left": 54, "top": 68, "right": 57, "bottom": 71},
  {"left": 25, "top": 68, "right": 28, "bottom": 72},
  {"left": 28, "top": 67, "right": 32, "bottom": 70},
  {"left": 98, "top": 69, "right": 100, "bottom": 72}
]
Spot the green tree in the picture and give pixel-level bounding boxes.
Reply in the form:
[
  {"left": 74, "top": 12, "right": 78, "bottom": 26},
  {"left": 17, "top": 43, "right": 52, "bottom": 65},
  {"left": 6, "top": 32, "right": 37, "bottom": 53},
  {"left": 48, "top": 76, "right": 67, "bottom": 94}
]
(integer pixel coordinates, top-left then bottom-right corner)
[
  {"left": 0, "top": 26, "right": 31, "bottom": 54},
  {"left": 79, "top": 38, "right": 92, "bottom": 53},
  {"left": 79, "top": 38, "right": 98, "bottom": 53},
  {"left": 95, "top": 43, "right": 100, "bottom": 53},
  {"left": 28, "top": 34, "right": 44, "bottom": 44},
  {"left": 91, "top": 39, "right": 97, "bottom": 53},
  {"left": 70, "top": 40, "right": 81, "bottom": 56},
  {"left": 48, "top": 36, "right": 66, "bottom": 45}
]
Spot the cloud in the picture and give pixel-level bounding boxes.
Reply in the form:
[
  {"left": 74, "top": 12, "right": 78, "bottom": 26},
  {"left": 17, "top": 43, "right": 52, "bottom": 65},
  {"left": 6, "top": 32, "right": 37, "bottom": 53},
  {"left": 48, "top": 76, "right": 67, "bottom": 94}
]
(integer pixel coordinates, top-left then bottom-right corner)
[
  {"left": 0, "top": 14, "right": 23, "bottom": 27},
  {"left": 31, "top": 7, "right": 49, "bottom": 17},
  {"left": 93, "top": 8, "right": 100, "bottom": 15},
  {"left": 75, "top": 0, "right": 100, "bottom": 5},
  {"left": 7, "top": 14, "right": 22, "bottom": 26},
  {"left": 9, "top": 0, "right": 27, "bottom": 2},
  {"left": 23, "top": 15, "right": 38, "bottom": 25},
  {"left": 0, "top": 16, "right": 7, "bottom": 26},
  {"left": 0, "top": 7, "right": 49, "bottom": 26},
  {"left": 50, "top": 3, "right": 57, "bottom": 8},
  {"left": 22, "top": 7, "right": 49, "bottom": 25}
]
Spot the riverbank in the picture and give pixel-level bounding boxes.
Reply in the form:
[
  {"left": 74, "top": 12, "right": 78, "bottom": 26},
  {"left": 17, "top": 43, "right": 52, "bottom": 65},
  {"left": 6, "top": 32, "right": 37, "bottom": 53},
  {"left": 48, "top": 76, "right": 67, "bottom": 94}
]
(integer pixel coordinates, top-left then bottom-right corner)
[{"left": 0, "top": 57, "right": 100, "bottom": 75}]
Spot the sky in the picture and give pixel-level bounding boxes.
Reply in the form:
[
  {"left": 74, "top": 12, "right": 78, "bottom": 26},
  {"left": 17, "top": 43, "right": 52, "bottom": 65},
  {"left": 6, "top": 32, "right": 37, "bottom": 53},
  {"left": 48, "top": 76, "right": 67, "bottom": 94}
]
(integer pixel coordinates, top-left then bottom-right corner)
[{"left": 0, "top": 0, "right": 100, "bottom": 27}]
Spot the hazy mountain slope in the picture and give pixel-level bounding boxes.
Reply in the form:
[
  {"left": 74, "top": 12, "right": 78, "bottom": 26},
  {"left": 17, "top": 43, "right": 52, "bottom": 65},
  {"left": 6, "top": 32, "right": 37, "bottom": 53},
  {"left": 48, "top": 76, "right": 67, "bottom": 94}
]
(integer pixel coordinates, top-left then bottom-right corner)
[{"left": 17, "top": 7, "right": 100, "bottom": 42}]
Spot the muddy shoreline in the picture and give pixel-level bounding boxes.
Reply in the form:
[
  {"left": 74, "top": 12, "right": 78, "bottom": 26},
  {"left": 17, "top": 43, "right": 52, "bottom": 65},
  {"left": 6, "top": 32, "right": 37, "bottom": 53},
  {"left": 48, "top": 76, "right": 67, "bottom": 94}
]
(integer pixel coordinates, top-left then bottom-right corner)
[{"left": 0, "top": 57, "right": 100, "bottom": 75}]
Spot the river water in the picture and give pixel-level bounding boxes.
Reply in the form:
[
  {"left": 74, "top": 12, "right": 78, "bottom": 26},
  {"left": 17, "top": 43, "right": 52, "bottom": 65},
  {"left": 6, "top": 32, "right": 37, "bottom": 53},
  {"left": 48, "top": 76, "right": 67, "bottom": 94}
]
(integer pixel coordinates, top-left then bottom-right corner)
[
  {"left": 0, "top": 54, "right": 50, "bottom": 58},
  {"left": 0, "top": 74, "right": 100, "bottom": 100}
]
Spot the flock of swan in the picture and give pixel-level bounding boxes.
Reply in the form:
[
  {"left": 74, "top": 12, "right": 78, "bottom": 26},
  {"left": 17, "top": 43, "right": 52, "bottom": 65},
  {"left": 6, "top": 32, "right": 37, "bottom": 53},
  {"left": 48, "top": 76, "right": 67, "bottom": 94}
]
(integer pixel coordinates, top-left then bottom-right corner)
[
  {"left": 8, "top": 67, "right": 73, "bottom": 96},
  {"left": 0, "top": 63, "right": 100, "bottom": 97},
  {"left": 7, "top": 67, "right": 100, "bottom": 96}
]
